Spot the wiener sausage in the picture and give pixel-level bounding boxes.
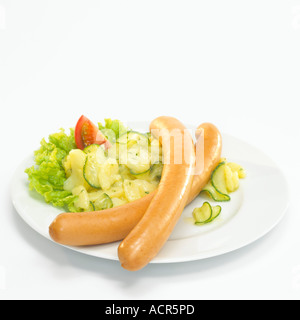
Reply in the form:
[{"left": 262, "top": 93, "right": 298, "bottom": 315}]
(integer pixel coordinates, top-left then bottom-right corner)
[
  {"left": 118, "top": 116, "right": 196, "bottom": 271},
  {"left": 188, "top": 123, "right": 222, "bottom": 202},
  {"left": 49, "top": 122, "right": 222, "bottom": 247}
]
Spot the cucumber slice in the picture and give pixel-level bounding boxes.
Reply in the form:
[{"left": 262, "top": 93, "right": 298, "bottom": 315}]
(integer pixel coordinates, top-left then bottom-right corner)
[
  {"left": 117, "top": 131, "right": 149, "bottom": 146},
  {"left": 93, "top": 193, "right": 113, "bottom": 211},
  {"left": 201, "top": 180, "right": 231, "bottom": 202},
  {"left": 130, "top": 162, "right": 163, "bottom": 182},
  {"left": 83, "top": 153, "right": 101, "bottom": 189},
  {"left": 211, "top": 162, "right": 228, "bottom": 195},
  {"left": 193, "top": 203, "right": 222, "bottom": 225},
  {"left": 130, "top": 167, "right": 151, "bottom": 176},
  {"left": 83, "top": 145, "right": 108, "bottom": 189},
  {"left": 193, "top": 202, "right": 212, "bottom": 224},
  {"left": 206, "top": 205, "right": 222, "bottom": 223}
]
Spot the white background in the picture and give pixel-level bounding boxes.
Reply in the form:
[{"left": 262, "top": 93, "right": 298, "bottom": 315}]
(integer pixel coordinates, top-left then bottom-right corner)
[{"left": 0, "top": 0, "right": 300, "bottom": 300}]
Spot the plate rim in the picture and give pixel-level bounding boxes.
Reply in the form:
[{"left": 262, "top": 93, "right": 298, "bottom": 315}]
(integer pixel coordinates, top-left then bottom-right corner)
[{"left": 11, "top": 123, "right": 290, "bottom": 264}]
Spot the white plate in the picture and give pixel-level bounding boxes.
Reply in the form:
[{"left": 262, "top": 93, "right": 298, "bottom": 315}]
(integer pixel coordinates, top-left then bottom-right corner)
[{"left": 11, "top": 122, "right": 289, "bottom": 264}]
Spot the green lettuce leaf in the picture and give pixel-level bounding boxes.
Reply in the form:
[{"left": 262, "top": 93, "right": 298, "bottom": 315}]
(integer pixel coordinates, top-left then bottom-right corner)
[
  {"left": 98, "top": 119, "right": 128, "bottom": 143},
  {"left": 25, "top": 129, "right": 78, "bottom": 211}
]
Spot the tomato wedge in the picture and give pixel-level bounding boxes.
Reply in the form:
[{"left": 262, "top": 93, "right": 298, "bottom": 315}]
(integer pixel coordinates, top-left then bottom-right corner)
[{"left": 75, "top": 115, "right": 111, "bottom": 150}]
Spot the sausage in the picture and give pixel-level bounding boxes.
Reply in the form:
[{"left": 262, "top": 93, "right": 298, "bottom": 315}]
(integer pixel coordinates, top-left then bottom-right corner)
[
  {"left": 49, "top": 122, "right": 222, "bottom": 247},
  {"left": 49, "top": 193, "right": 155, "bottom": 247},
  {"left": 188, "top": 123, "right": 222, "bottom": 202},
  {"left": 118, "top": 116, "right": 196, "bottom": 271}
]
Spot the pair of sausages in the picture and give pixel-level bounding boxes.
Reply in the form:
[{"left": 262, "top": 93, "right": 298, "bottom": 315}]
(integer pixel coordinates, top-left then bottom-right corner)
[{"left": 49, "top": 117, "right": 222, "bottom": 271}]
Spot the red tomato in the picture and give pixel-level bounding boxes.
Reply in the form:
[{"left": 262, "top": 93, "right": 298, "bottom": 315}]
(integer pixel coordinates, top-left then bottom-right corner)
[{"left": 75, "top": 115, "right": 111, "bottom": 150}]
